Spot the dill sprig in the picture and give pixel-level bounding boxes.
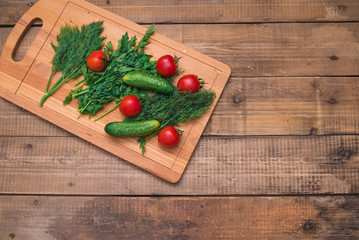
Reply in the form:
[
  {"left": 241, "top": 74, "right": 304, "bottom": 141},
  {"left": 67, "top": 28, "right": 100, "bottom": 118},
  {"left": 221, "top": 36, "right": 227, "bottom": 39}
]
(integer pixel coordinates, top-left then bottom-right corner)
[
  {"left": 127, "top": 89, "right": 215, "bottom": 131},
  {"left": 39, "top": 21, "right": 105, "bottom": 106}
]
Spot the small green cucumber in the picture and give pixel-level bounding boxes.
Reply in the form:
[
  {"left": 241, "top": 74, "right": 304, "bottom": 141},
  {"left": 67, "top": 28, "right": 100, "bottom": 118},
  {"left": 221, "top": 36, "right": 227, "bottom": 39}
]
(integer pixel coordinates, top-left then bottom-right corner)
[
  {"left": 123, "top": 71, "right": 174, "bottom": 95},
  {"left": 105, "top": 120, "right": 160, "bottom": 137}
]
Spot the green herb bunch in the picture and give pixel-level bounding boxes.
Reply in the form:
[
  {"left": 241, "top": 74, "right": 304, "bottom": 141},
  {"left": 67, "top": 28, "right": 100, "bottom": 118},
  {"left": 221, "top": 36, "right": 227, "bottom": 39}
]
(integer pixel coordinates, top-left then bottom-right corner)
[
  {"left": 39, "top": 21, "right": 105, "bottom": 106},
  {"left": 126, "top": 89, "right": 216, "bottom": 153},
  {"left": 63, "top": 24, "right": 158, "bottom": 120}
]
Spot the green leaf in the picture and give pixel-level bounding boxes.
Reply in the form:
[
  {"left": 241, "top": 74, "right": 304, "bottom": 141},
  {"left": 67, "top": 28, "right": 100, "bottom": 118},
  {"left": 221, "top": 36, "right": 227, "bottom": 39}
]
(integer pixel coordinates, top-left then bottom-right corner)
[
  {"left": 63, "top": 92, "right": 73, "bottom": 105},
  {"left": 137, "top": 24, "right": 155, "bottom": 50},
  {"left": 138, "top": 136, "right": 147, "bottom": 154},
  {"left": 81, "top": 63, "right": 88, "bottom": 76}
]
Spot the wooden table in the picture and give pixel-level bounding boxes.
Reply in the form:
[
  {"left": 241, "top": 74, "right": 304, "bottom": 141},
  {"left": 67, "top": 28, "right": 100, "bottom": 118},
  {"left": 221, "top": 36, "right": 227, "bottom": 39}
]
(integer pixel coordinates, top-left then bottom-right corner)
[{"left": 1, "top": 0, "right": 358, "bottom": 239}]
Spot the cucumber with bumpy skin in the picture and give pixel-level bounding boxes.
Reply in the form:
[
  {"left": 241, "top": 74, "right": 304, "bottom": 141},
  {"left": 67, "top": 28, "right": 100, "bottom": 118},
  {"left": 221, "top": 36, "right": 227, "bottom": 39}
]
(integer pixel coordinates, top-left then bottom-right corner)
[
  {"left": 105, "top": 120, "right": 160, "bottom": 137},
  {"left": 123, "top": 71, "right": 174, "bottom": 95}
]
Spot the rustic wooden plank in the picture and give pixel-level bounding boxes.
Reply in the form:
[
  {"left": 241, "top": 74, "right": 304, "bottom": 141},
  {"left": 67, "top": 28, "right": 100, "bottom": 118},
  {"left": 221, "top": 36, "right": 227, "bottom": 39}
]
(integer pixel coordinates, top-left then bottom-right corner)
[
  {"left": 206, "top": 76, "right": 359, "bottom": 135},
  {"left": 1, "top": 0, "right": 359, "bottom": 26},
  {"left": 0, "top": 98, "right": 69, "bottom": 136},
  {"left": 1, "top": 22, "right": 359, "bottom": 78},
  {"left": 2, "top": 76, "right": 359, "bottom": 137},
  {"left": 155, "top": 23, "right": 359, "bottom": 77},
  {"left": 1, "top": 135, "right": 358, "bottom": 195},
  {"left": 0, "top": 195, "right": 358, "bottom": 239}
]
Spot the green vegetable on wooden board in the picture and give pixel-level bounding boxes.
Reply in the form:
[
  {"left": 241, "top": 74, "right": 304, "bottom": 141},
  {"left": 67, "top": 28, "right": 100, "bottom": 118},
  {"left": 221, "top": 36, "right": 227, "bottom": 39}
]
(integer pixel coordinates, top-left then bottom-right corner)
[
  {"left": 40, "top": 21, "right": 216, "bottom": 154},
  {"left": 123, "top": 71, "right": 175, "bottom": 95},
  {"left": 105, "top": 120, "right": 160, "bottom": 137}
]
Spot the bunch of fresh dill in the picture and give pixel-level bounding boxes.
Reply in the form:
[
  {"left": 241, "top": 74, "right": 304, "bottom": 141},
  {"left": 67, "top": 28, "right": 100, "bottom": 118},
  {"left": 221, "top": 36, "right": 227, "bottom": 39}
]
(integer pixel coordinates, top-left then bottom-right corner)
[{"left": 39, "top": 21, "right": 105, "bottom": 106}]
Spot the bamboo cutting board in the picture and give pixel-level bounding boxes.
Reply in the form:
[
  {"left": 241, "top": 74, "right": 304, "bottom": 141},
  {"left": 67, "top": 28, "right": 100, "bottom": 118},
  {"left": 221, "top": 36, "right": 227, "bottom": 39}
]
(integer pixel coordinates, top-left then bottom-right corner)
[{"left": 0, "top": 0, "right": 231, "bottom": 183}]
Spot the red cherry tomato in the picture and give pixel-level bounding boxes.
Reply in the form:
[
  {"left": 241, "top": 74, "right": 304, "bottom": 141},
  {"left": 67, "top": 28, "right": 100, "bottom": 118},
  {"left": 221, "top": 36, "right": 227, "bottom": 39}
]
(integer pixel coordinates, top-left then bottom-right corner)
[
  {"left": 119, "top": 95, "right": 142, "bottom": 117},
  {"left": 156, "top": 55, "right": 177, "bottom": 77},
  {"left": 86, "top": 50, "right": 107, "bottom": 72},
  {"left": 177, "top": 74, "right": 200, "bottom": 93},
  {"left": 158, "top": 126, "right": 181, "bottom": 147}
]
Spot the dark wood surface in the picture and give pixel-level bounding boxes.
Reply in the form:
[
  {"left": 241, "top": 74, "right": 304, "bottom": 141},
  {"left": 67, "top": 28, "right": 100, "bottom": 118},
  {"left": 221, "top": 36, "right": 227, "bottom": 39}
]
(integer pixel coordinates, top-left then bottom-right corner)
[{"left": 0, "top": 0, "right": 358, "bottom": 239}]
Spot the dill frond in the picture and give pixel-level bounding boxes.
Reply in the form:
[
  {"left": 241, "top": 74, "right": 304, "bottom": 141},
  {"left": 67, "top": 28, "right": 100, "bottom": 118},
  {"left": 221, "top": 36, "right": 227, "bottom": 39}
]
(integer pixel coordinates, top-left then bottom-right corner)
[{"left": 39, "top": 21, "right": 105, "bottom": 106}]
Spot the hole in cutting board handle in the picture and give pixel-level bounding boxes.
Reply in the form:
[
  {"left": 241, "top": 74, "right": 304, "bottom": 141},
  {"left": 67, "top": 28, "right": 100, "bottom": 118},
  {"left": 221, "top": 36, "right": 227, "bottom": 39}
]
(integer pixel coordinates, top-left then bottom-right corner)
[{"left": 12, "top": 18, "right": 43, "bottom": 62}]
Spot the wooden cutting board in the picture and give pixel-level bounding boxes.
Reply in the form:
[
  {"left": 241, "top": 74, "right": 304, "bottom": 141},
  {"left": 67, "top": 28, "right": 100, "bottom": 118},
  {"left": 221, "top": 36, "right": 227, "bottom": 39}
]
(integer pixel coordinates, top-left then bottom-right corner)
[{"left": 0, "top": 0, "right": 231, "bottom": 183}]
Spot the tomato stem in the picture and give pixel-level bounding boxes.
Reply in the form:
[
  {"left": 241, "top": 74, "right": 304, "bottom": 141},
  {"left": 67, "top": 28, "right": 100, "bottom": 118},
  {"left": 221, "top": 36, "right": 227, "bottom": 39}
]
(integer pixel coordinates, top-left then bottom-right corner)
[{"left": 176, "top": 129, "right": 184, "bottom": 137}]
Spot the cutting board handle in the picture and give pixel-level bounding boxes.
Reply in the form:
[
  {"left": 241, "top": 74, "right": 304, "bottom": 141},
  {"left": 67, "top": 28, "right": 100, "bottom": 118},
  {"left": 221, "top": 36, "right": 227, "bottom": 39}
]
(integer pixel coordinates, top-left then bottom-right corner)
[{"left": 0, "top": 0, "right": 63, "bottom": 82}]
